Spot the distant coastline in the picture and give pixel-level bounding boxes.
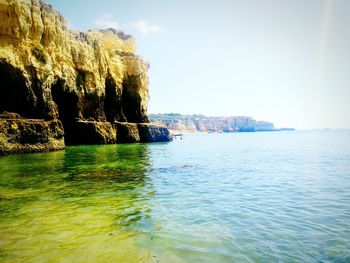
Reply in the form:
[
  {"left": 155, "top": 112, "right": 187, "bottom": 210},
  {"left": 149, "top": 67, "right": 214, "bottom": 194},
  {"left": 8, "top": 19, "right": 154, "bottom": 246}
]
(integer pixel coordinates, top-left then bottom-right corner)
[{"left": 150, "top": 113, "right": 295, "bottom": 134}]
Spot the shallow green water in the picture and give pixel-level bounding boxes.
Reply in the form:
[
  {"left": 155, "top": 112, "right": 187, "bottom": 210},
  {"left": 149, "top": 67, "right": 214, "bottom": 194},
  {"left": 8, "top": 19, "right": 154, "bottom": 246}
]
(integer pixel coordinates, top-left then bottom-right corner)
[{"left": 1, "top": 131, "right": 350, "bottom": 262}]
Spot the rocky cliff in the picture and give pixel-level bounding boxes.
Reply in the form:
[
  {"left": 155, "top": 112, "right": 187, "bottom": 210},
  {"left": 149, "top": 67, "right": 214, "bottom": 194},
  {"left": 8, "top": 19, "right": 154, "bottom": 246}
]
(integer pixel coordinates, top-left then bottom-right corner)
[
  {"left": 150, "top": 113, "right": 277, "bottom": 133},
  {"left": 0, "top": 0, "right": 171, "bottom": 154}
]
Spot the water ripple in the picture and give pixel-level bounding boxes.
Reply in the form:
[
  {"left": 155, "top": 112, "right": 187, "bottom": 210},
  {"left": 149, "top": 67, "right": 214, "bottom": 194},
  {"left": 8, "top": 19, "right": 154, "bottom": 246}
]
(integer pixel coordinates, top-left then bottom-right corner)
[{"left": 0, "top": 131, "right": 349, "bottom": 262}]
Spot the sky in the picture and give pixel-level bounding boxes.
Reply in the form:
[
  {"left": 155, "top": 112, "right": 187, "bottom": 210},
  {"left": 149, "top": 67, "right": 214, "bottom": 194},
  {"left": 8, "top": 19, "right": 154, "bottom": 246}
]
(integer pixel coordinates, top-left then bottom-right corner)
[{"left": 46, "top": 0, "right": 350, "bottom": 129}]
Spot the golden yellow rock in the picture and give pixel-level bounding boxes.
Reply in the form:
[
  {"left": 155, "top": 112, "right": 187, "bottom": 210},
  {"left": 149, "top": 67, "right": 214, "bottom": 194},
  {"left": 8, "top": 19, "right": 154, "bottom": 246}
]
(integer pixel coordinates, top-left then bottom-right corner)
[
  {"left": 0, "top": 0, "right": 171, "bottom": 154},
  {"left": 0, "top": 0, "right": 149, "bottom": 122}
]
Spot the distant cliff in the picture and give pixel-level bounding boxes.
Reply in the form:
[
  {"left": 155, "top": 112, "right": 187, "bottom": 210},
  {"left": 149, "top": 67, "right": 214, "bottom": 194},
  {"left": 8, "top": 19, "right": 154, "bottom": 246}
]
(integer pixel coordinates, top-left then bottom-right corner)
[
  {"left": 150, "top": 113, "right": 293, "bottom": 133},
  {"left": 0, "top": 0, "right": 171, "bottom": 155}
]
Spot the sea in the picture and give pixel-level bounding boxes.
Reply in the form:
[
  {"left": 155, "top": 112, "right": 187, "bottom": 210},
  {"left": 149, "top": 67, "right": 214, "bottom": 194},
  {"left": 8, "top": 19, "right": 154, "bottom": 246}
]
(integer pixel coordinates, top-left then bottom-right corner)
[{"left": 0, "top": 130, "right": 349, "bottom": 262}]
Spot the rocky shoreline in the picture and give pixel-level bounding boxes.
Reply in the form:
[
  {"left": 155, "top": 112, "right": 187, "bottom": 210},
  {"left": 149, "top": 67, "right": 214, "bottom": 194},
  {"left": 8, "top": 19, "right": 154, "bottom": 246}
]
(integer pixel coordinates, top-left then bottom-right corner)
[
  {"left": 0, "top": 0, "right": 171, "bottom": 155},
  {"left": 150, "top": 113, "right": 294, "bottom": 133},
  {"left": 0, "top": 112, "right": 171, "bottom": 155}
]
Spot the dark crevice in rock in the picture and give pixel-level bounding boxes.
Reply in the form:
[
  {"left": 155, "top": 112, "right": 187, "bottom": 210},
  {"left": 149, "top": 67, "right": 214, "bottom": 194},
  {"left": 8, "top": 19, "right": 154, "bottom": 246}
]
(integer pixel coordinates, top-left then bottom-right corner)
[
  {"left": 75, "top": 70, "right": 86, "bottom": 91},
  {"left": 0, "top": 61, "right": 35, "bottom": 118},
  {"left": 25, "top": 66, "right": 54, "bottom": 120},
  {"left": 121, "top": 76, "right": 148, "bottom": 123},
  {"left": 32, "top": 46, "right": 47, "bottom": 64},
  {"left": 51, "top": 79, "right": 79, "bottom": 145},
  {"left": 104, "top": 74, "right": 125, "bottom": 122},
  {"left": 81, "top": 91, "right": 105, "bottom": 121}
]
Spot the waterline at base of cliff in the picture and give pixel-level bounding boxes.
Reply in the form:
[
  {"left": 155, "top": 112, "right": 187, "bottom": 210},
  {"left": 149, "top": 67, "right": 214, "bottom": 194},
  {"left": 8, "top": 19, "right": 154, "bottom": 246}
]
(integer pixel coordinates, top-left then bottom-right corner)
[{"left": 0, "top": 0, "right": 171, "bottom": 155}]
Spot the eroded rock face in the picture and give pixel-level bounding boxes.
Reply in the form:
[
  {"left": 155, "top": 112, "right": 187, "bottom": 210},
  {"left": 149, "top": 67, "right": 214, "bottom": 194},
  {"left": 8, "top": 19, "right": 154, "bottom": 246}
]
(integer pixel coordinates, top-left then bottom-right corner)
[
  {"left": 0, "top": 112, "right": 64, "bottom": 155},
  {"left": 0, "top": 0, "right": 171, "bottom": 154},
  {"left": 150, "top": 114, "right": 276, "bottom": 133},
  {"left": 71, "top": 121, "right": 117, "bottom": 145},
  {"left": 138, "top": 123, "right": 172, "bottom": 142},
  {"left": 0, "top": 0, "right": 149, "bottom": 121},
  {"left": 115, "top": 122, "right": 140, "bottom": 143}
]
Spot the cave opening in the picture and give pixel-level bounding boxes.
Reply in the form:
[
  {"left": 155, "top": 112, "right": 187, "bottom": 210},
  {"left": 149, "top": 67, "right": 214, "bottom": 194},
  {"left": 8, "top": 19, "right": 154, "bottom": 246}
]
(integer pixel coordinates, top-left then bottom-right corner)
[
  {"left": 0, "top": 61, "right": 34, "bottom": 118},
  {"left": 121, "top": 76, "right": 142, "bottom": 123},
  {"left": 81, "top": 91, "right": 104, "bottom": 120},
  {"left": 104, "top": 75, "right": 125, "bottom": 122},
  {"left": 51, "top": 79, "right": 79, "bottom": 145},
  {"left": 75, "top": 70, "right": 86, "bottom": 91}
]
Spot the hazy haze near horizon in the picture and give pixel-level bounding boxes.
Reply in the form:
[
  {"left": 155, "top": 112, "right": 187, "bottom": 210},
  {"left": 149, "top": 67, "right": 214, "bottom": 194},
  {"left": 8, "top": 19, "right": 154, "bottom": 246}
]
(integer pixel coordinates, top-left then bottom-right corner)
[{"left": 47, "top": 0, "right": 350, "bottom": 129}]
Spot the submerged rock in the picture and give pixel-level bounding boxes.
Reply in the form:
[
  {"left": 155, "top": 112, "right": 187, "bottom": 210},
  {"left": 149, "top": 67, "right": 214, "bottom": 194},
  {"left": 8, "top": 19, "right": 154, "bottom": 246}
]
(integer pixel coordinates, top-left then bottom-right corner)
[{"left": 0, "top": 0, "right": 171, "bottom": 154}]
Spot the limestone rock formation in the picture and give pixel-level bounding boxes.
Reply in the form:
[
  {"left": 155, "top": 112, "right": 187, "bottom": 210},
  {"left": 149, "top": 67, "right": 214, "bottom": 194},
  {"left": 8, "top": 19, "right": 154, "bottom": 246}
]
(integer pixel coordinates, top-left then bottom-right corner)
[
  {"left": 0, "top": 112, "right": 64, "bottom": 154},
  {"left": 0, "top": 0, "right": 171, "bottom": 154},
  {"left": 72, "top": 121, "right": 117, "bottom": 145},
  {"left": 138, "top": 123, "right": 172, "bottom": 142},
  {"left": 115, "top": 122, "right": 140, "bottom": 143},
  {"left": 150, "top": 113, "right": 277, "bottom": 133}
]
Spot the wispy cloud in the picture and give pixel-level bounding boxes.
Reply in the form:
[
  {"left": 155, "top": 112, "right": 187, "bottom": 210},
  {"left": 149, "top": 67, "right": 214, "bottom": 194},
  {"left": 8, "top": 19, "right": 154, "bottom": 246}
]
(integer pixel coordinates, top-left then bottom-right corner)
[
  {"left": 95, "top": 14, "right": 120, "bottom": 29},
  {"left": 94, "top": 15, "right": 163, "bottom": 35},
  {"left": 130, "top": 20, "right": 163, "bottom": 35}
]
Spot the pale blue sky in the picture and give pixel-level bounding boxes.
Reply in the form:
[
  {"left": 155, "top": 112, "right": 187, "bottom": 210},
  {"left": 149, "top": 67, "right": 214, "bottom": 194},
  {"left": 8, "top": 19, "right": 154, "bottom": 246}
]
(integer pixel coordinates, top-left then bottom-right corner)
[{"left": 46, "top": 0, "right": 350, "bottom": 129}]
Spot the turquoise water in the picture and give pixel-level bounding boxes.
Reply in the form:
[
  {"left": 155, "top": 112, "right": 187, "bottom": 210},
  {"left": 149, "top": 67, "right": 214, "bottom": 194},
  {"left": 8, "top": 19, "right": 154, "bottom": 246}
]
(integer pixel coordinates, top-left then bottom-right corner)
[{"left": 1, "top": 131, "right": 350, "bottom": 262}]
